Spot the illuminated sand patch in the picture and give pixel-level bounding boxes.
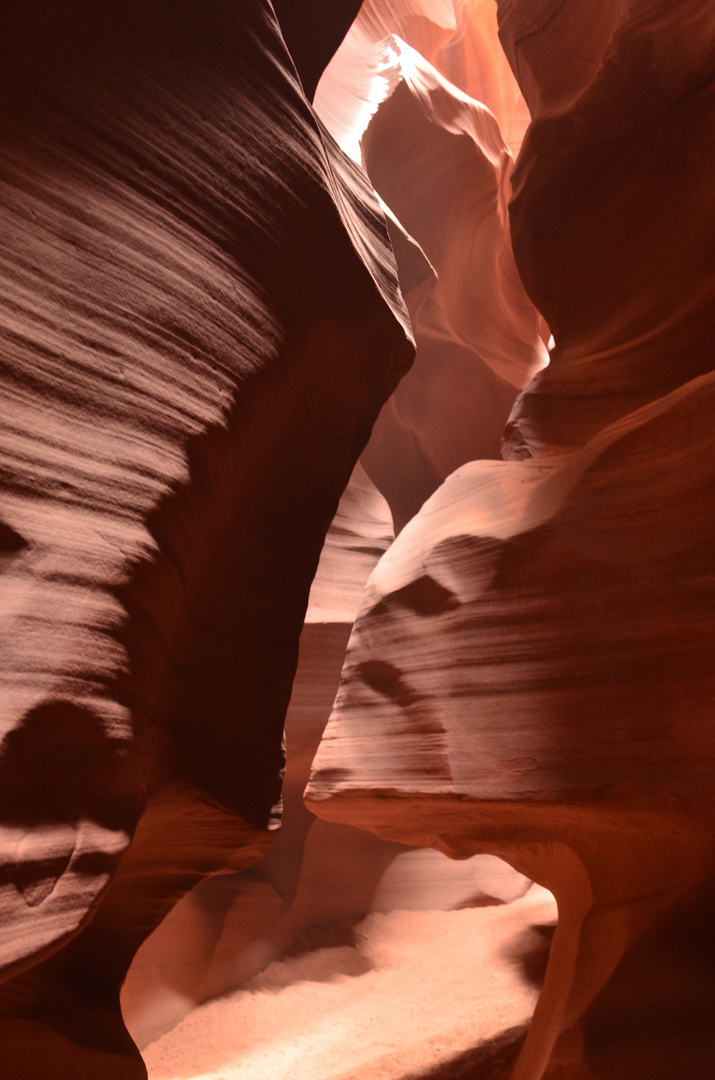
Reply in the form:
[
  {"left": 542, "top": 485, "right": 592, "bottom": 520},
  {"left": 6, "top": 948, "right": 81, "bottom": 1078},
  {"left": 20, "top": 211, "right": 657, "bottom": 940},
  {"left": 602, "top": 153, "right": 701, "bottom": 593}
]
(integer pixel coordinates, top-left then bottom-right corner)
[{"left": 143, "top": 885, "right": 556, "bottom": 1080}]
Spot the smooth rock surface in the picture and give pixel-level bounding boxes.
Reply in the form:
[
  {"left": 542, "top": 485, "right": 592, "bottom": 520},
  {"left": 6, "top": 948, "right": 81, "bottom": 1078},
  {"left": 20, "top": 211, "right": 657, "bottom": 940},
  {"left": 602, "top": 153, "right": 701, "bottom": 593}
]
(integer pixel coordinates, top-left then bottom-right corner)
[
  {"left": 358, "top": 40, "right": 546, "bottom": 528},
  {"left": 308, "top": 370, "right": 715, "bottom": 1079},
  {"left": 502, "top": 0, "right": 715, "bottom": 456},
  {"left": 122, "top": 463, "right": 528, "bottom": 1050},
  {"left": 316, "top": 16, "right": 546, "bottom": 531}
]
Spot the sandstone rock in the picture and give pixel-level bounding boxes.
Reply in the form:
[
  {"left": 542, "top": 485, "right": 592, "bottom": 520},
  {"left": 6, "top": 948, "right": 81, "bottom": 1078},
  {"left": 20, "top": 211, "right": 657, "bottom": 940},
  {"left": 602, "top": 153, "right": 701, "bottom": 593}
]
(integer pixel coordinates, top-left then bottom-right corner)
[
  {"left": 272, "top": 0, "right": 363, "bottom": 100},
  {"left": 316, "top": 22, "right": 546, "bottom": 531},
  {"left": 502, "top": 0, "right": 715, "bottom": 455},
  {"left": 315, "top": 1, "right": 530, "bottom": 159},
  {"left": 434, "top": 0, "right": 531, "bottom": 155},
  {"left": 358, "top": 40, "right": 546, "bottom": 528},
  {"left": 307, "top": 369, "right": 715, "bottom": 1078},
  {"left": 122, "top": 460, "right": 528, "bottom": 1050},
  {"left": 120, "top": 463, "right": 395, "bottom": 1047},
  {"left": 0, "top": 3, "right": 411, "bottom": 1075}
]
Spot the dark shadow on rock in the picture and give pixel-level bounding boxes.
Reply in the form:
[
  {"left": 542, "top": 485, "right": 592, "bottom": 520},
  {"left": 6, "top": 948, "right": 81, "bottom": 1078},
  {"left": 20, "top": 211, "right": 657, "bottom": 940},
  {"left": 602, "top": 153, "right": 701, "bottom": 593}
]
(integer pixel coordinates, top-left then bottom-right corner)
[
  {"left": 453, "top": 893, "right": 505, "bottom": 911},
  {"left": 0, "top": 700, "right": 137, "bottom": 830},
  {"left": 501, "top": 922, "right": 556, "bottom": 991},
  {"left": 0, "top": 520, "right": 27, "bottom": 556},
  {"left": 253, "top": 922, "right": 374, "bottom": 991},
  {"left": 400, "top": 1024, "right": 529, "bottom": 1080}
]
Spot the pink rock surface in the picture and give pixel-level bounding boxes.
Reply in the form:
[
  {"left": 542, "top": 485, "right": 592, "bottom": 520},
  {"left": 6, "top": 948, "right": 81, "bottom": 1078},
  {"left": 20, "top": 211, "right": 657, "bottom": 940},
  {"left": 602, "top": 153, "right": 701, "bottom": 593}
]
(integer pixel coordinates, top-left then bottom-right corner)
[
  {"left": 316, "top": 14, "right": 546, "bottom": 532},
  {"left": 358, "top": 41, "right": 546, "bottom": 528},
  {"left": 318, "top": 0, "right": 530, "bottom": 156},
  {"left": 0, "top": 3, "right": 412, "bottom": 1075},
  {"left": 308, "top": 369, "right": 715, "bottom": 1078},
  {"left": 122, "top": 463, "right": 528, "bottom": 1050},
  {"left": 3, "top": 1, "right": 714, "bottom": 1077}
]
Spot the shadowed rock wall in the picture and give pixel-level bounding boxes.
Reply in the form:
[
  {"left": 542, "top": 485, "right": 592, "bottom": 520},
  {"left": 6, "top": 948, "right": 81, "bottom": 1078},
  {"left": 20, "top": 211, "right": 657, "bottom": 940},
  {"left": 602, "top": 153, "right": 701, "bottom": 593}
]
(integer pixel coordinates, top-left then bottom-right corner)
[{"left": 0, "top": 3, "right": 412, "bottom": 1076}]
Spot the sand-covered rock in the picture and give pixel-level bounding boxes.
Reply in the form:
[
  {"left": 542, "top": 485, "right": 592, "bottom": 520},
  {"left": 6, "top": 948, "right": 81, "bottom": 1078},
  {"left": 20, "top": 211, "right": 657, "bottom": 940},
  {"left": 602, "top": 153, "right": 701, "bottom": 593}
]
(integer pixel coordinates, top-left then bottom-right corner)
[
  {"left": 142, "top": 886, "right": 558, "bottom": 1080},
  {"left": 122, "top": 462, "right": 528, "bottom": 1050},
  {"left": 120, "top": 464, "right": 396, "bottom": 1047}
]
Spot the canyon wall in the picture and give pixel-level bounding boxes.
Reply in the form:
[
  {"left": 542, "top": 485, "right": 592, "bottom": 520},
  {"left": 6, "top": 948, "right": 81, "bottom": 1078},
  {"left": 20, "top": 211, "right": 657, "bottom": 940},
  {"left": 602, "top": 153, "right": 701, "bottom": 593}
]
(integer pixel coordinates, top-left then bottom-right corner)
[
  {"left": 0, "top": 3, "right": 412, "bottom": 1076},
  {"left": 307, "top": 2, "right": 715, "bottom": 1078},
  {"left": 1, "top": 1, "right": 714, "bottom": 1079}
]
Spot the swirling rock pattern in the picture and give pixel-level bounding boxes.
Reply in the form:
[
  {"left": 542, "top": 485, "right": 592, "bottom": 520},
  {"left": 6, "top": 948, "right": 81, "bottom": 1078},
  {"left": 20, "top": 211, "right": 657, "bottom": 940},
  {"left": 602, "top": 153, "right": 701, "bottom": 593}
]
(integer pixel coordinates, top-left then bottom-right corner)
[
  {"left": 308, "top": 372, "right": 715, "bottom": 1079},
  {"left": 0, "top": 2, "right": 411, "bottom": 1076},
  {"left": 307, "top": 1, "right": 715, "bottom": 1078},
  {"left": 358, "top": 39, "right": 547, "bottom": 528},
  {"left": 316, "top": 16, "right": 546, "bottom": 532},
  {"left": 503, "top": 0, "right": 715, "bottom": 456},
  {"left": 122, "top": 461, "right": 529, "bottom": 1050}
]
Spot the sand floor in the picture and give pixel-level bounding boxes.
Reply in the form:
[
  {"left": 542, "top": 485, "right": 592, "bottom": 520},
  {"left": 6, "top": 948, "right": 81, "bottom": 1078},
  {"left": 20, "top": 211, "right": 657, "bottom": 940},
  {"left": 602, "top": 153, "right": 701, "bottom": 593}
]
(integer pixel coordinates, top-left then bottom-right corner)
[{"left": 143, "top": 885, "right": 557, "bottom": 1080}]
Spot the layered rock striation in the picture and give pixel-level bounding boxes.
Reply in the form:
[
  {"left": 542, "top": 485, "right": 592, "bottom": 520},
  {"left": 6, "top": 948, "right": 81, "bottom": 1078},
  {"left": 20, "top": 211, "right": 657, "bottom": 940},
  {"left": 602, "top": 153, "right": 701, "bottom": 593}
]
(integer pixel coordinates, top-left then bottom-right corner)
[
  {"left": 0, "top": 3, "right": 412, "bottom": 1076},
  {"left": 307, "top": 2, "right": 715, "bottom": 1078},
  {"left": 309, "top": 381, "right": 715, "bottom": 1080},
  {"left": 3, "top": 1, "right": 714, "bottom": 1077}
]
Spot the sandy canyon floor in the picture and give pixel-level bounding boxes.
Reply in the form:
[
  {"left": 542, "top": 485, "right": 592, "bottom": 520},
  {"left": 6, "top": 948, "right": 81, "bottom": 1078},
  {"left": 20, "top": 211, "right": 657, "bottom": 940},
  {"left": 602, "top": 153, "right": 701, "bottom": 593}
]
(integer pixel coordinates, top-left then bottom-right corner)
[{"left": 142, "top": 885, "right": 556, "bottom": 1080}]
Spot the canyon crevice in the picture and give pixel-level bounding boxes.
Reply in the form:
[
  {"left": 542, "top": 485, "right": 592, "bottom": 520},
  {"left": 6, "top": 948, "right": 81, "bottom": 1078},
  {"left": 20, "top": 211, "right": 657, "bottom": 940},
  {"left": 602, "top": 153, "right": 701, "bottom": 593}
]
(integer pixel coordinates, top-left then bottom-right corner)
[{"left": 1, "top": 2, "right": 714, "bottom": 1079}]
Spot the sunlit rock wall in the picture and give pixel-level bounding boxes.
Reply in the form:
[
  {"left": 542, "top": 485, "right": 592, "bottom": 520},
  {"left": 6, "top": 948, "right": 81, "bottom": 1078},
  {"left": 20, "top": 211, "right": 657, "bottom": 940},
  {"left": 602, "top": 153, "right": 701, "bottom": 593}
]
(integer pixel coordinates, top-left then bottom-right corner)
[
  {"left": 308, "top": 2, "right": 715, "bottom": 1079},
  {"left": 316, "top": 5, "right": 547, "bottom": 530},
  {"left": 3, "top": 1, "right": 714, "bottom": 1078},
  {"left": 122, "top": 465, "right": 528, "bottom": 1051}
]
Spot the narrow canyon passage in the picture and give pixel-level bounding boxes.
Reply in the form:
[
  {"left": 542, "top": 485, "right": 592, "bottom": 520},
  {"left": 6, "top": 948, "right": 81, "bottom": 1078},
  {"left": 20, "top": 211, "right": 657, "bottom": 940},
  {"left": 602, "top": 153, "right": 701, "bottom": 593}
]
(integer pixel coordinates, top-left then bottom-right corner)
[{"left": 2, "top": 2, "right": 714, "bottom": 1080}]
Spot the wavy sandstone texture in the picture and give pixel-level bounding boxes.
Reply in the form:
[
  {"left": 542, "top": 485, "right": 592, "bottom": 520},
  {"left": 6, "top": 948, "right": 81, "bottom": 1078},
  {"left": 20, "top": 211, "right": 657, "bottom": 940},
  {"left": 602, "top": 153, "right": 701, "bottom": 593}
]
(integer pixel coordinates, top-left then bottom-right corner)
[
  {"left": 308, "top": 375, "right": 715, "bottom": 1079},
  {"left": 358, "top": 42, "right": 546, "bottom": 528},
  {"left": 0, "top": 3, "right": 412, "bottom": 1077},
  {"left": 307, "top": 1, "right": 715, "bottom": 1078},
  {"left": 122, "top": 464, "right": 529, "bottom": 1051},
  {"left": 503, "top": 0, "right": 715, "bottom": 457},
  {"left": 3, "top": 1, "right": 714, "bottom": 1078},
  {"left": 315, "top": 11, "right": 546, "bottom": 531},
  {"left": 316, "top": 0, "right": 530, "bottom": 157}
]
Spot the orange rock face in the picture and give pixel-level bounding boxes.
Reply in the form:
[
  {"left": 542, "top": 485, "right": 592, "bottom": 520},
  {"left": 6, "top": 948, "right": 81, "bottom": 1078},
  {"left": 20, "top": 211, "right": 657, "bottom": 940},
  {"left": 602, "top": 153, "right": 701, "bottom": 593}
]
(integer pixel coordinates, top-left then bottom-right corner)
[
  {"left": 504, "top": 0, "right": 715, "bottom": 456},
  {"left": 309, "top": 374, "right": 715, "bottom": 1079},
  {"left": 316, "top": 12, "right": 546, "bottom": 531},
  {"left": 306, "top": 1, "right": 715, "bottom": 1078},
  {"left": 121, "top": 463, "right": 529, "bottom": 1051},
  {"left": 3, "top": 1, "right": 715, "bottom": 1078}
]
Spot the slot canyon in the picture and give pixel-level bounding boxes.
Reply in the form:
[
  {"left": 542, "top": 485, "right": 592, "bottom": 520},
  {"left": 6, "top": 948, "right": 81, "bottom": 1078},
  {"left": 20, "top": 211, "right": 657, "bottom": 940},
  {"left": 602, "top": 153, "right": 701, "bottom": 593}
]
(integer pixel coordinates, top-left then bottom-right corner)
[{"left": 0, "top": 2, "right": 713, "bottom": 1079}]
